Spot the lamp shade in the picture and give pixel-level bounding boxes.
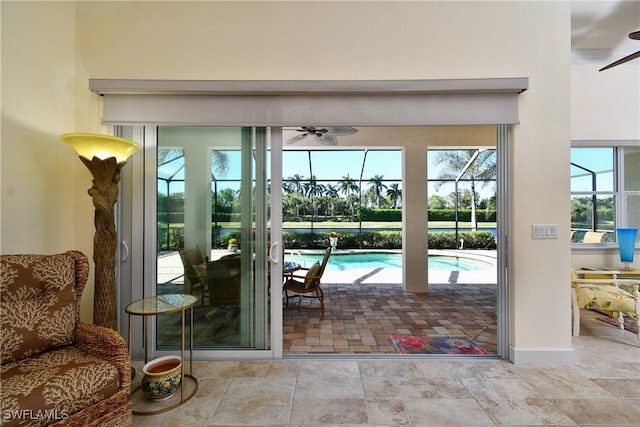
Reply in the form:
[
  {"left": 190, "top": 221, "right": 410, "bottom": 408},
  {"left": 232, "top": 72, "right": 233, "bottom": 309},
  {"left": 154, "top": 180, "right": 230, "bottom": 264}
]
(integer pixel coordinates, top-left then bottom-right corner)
[
  {"left": 61, "top": 133, "right": 141, "bottom": 163},
  {"left": 616, "top": 228, "right": 638, "bottom": 263}
]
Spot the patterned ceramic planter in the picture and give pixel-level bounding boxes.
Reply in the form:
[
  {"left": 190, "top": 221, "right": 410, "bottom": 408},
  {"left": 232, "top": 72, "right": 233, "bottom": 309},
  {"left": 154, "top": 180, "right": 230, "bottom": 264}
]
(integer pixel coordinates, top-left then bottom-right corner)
[{"left": 141, "top": 355, "right": 182, "bottom": 401}]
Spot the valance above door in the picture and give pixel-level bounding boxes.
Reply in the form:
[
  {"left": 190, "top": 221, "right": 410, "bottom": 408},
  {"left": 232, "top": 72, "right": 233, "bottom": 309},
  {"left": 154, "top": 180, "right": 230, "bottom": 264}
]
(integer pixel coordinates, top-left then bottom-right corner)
[{"left": 89, "top": 78, "right": 528, "bottom": 126}]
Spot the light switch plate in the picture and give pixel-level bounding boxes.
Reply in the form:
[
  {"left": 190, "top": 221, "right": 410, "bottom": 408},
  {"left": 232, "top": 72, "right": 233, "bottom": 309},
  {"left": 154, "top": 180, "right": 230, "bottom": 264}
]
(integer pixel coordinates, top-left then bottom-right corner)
[{"left": 532, "top": 224, "right": 558, "bottom": 239}]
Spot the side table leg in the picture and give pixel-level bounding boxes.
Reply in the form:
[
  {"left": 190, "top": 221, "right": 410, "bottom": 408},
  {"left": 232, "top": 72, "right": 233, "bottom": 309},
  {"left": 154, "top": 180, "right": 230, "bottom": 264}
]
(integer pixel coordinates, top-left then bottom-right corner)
[
  {"left": 190, "top": 306, "right": 194, "bottom": 376},
  {"left": 128, "top": 314, "right": 135, "bottom": 379},
  {"left": 181, "top": 308, "right": 185, "bottom": 401},
  {"left": 144, "top": 315, "right": 149, "bottom": 364}
]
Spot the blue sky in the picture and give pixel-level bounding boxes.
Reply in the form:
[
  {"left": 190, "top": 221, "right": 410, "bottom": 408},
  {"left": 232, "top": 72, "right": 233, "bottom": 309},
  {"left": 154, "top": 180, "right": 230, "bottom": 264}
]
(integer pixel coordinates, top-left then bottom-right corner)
[
  {"left": 570, "top": 147, "right": 614, "bottom": 192},
  {"left": 158, "top": 148, "right": 494, "bottom": 199}
]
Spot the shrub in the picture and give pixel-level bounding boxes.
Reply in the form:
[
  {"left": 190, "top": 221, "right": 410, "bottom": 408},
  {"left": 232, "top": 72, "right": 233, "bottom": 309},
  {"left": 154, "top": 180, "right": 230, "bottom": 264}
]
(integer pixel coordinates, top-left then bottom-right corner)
[{"left": 280, "top": 230, "right": 495, "bottom": 250}]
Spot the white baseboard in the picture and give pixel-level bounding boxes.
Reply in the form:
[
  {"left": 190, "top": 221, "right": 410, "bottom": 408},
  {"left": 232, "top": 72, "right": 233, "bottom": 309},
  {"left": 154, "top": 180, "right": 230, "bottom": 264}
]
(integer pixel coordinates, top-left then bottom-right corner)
[{"left": 509, "top": 346, "right": 576, "bottom": 364}]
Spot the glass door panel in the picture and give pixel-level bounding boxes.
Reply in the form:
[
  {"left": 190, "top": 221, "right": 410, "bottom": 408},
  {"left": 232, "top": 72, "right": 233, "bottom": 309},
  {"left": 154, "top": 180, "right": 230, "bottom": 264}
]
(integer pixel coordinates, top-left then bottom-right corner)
[{"left": 156, "top": 127, "right": 271, "bottom": 351}]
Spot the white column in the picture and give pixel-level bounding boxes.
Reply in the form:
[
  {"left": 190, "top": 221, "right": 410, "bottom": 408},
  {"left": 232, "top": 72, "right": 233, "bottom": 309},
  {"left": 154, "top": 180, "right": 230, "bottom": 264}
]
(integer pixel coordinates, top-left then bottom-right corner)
[
  {"left": 183, "top": 146, "right": 210, "bottom": 259},
  {"left": 403, "top": 144, "right": 428, "bottom": 293}
]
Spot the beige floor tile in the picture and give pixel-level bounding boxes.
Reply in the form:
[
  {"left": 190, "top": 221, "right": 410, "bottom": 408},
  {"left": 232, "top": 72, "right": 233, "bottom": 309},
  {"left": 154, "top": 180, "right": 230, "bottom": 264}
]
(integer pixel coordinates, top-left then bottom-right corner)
[
  {"left": 295, "top": 372, "right": 364, "bottom": 399},
  {"left": 365, "top": 399, "right": 413, "bottom": 425},
  {"left": 479, "top": 397, "right": 576, "bottom": 426},
  {"left": 209, "top": 377, "right": 295, "bottom": 426},
  {"left": 592, "top": 378, "right": 640, "bottom": 398},
  {"left": 515, "top": 365, "right": 613, "bottom": 398},
  {"left": 289, "top": 397, "right": 369, "bottom": 425},
  {"left": 425, "top": 378, "right": 472, "bottom": 399},
  {"left": 358, "top": 360, "right": 422, "bottom": 378},
  {"left": 552, "top": 397, "right": 640, "bottom": 425},
  {"left": 362, "top": 376, "right": 437, "bottom": 400},
  {"left": 403, "top": 398, "right": 495, "bottom": 426},
  {"left": 414, "top": 359, "right": 490, "bottom": 379},
  {"left": 461, "top": 378, "right": 576, "bottom": 425},
  {"left": 461, "top": 377, "right": 544, "bottom": 400},
  {"left": 266, "top": 360, "right": 303, "bottom": 378},
  {"left": 200, "top": 360, "right": 270, "bottom": 378}
]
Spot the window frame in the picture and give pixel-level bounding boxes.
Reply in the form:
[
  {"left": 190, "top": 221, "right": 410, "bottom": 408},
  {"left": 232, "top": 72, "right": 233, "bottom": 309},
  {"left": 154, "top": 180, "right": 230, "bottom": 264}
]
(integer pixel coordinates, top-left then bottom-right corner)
[{"left": 571, "top": 140, "right": 640, "bottom": 248}]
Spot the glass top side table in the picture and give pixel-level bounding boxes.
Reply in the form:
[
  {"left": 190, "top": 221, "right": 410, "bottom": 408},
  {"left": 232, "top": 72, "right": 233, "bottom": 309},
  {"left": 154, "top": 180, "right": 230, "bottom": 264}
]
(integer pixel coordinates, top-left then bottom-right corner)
[{"left": 126, "top": 294, "right": 198, "bottom": 415}]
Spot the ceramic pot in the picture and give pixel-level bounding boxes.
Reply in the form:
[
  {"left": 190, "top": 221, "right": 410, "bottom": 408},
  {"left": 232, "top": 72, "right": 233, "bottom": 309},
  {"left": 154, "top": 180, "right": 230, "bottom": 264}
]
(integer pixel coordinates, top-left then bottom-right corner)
[{"left": 141, "top": 355, "right": 182, "bottom": 401}]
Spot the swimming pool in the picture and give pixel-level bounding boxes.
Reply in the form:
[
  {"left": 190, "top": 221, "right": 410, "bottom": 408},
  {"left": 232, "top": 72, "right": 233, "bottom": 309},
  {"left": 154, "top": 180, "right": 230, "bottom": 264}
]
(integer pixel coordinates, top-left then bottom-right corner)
[{"left": 289, "top": 252, "right": 490, "bottom": 272}]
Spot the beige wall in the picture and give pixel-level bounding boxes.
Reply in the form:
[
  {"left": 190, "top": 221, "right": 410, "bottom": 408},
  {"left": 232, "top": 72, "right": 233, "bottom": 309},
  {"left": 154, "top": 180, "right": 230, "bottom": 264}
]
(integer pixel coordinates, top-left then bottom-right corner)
[
  {"left": 0, "top": 1, "right": 98, "bottom": 322},
  {"left": 570, "top": 62, "right": 640, "bottom": 271},
  {"left": 571, "top": 64, "right": 640, "bottom": 140},
  {"left": 1, "top": 1, "right": 603, "bottom": 360}
]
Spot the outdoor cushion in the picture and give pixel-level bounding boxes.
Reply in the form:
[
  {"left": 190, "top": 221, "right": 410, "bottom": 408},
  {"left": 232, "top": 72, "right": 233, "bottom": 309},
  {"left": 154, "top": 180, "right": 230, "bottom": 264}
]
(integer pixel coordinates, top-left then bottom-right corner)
[
  {"left": 192, "top": 263, "right": 207, "bottom": 277},
  {"left": 0, "top": 253, "right": 77, "bottom": 364},
  {"left": 575, "top": 284, "right": 635, "bottom": 312},
  {"left": 304, "top": 262, "right": 321, "bottom": 289},
  {"left": 1, "top": 346, "right": 120, "bottom": 424}
]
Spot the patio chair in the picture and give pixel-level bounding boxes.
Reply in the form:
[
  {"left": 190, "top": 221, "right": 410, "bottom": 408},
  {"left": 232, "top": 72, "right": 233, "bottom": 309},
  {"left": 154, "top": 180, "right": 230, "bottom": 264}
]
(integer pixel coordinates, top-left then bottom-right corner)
[
  {"left": 582, "top": 231, "right": 606, "bottom": 243},
  {"left": 206, "top": 256, "right": 242, "bottom": 308},
  {"left": 283, "top": 247, "right": 332, "bottom": 320},
  {"left": 571, "top": 266, "right": 640, "bottom": 340},
  {"left": 179, "top": 246, "right": 208, "bottom": 305},
  {"left": 205, "top": 256, "right": 242, "bottom": 342}
]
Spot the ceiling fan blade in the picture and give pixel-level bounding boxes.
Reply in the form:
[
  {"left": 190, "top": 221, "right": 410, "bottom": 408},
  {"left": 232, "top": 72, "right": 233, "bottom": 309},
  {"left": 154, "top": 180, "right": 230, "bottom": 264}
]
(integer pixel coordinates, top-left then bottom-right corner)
[
  {"left": 629, "top": 30, "right": 640, "bottom": 40},
  {"left": 599, "top": 50, "right": 640, "bottom": 71},
  {"left": 315, "top": 134, "right": 338, "bottom": 146},
  {"left": 286, "top": 133, "right": 310, "bottom": 145},
  {"left": 325, "top": 126, "right": 359, "bottom": 136}
]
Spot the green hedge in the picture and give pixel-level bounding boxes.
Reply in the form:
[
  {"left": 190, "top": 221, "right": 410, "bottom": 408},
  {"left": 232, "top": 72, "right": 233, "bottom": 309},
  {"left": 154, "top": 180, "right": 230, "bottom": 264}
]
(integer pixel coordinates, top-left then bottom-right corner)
[
  {"left": 428, "top": 208, "right": 497, "bottom": 222},
  {"left": 427, "top": 231, "right": 496, "bottom": 249},
  {"left": 360, "top": 208, "right": 402, "bottom": 221},
  {"left": 281, "top": 230, "right": 495, "bottom": 250},
  {"left": 160, "top": 208, "right": 498, "bottom": 224},
  {"left": 163, "top": 227, "right": 496, "bottom": 251}
]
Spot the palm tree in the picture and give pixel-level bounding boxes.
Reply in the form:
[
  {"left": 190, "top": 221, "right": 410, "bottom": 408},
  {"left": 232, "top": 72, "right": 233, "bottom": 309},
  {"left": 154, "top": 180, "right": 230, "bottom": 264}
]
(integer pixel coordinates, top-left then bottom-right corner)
[
  {"left": 304, "top": 175, "right": 325, "bottom": 219},
  {"left": 432, "top": 149, "right": 496, "bottom": 230},
  {"left": 339, "top": 174, "right": 359, "bottom": 197},
  {"left": 283, "top": 174, "right": 305, "bottom": 218},
  {"left": 386, "top": 183, "right": 402, "bottom": 208},
  {"left": 325, "top": 184, "right": 340, "bottom": 218},
  {"left": 211, "top": 150, "right": 230, "bottom": 178},
  {"left": 339, "top": 174, "right": 360, "bottom": 221},
  {"left": 285, "top": 174, "right": 305, "bottom": 196},
  {"left": 368, "top": 174, "right": 387, "bottom": 208}
]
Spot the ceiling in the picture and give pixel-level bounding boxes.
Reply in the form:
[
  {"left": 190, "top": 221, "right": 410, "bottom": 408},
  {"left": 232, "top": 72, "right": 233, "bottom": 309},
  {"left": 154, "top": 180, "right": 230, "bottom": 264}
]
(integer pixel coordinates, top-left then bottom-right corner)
[{"left": 572, "top": 0, "right": 640, "bottom": 52}]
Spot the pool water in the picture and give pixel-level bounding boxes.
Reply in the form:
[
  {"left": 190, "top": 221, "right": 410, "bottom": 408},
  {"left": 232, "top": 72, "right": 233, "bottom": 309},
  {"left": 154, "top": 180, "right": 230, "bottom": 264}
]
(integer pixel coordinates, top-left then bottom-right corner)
[{"left": 291, "top": 252, "right": 490, "bottom": 272}]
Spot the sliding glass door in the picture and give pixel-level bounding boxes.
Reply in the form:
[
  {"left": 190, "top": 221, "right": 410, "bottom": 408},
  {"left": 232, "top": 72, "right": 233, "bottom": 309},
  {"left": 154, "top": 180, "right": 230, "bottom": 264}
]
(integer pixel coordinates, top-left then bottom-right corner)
[{"left": 154, "top": 126, "right": 278, "bottom": 355}]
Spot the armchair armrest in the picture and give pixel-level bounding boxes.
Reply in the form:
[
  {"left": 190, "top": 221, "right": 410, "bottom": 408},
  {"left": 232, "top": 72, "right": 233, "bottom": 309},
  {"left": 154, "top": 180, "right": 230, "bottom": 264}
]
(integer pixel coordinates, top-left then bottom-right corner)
[
  {"left": 286, "top": 270, "right": 322, "bottom": 281},
  {"left": 76, "top": 322, "right": 131, "bottom": 389}
]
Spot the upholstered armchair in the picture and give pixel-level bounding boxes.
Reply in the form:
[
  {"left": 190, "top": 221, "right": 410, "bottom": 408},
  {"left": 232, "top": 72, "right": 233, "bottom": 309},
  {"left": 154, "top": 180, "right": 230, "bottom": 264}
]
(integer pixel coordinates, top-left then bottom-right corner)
[{"left": 1, "top": 251, "right": 131, "bottom": 426}]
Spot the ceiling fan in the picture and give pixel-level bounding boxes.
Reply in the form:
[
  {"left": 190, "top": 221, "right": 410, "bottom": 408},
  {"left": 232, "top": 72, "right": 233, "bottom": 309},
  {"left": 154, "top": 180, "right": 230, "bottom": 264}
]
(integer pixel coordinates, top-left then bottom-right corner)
[
  {"left": 599, "top": 30, "right": 640, "bottom": 71},
  {"left": 286, "top": 126, "right": 358, "bottom": 146}
]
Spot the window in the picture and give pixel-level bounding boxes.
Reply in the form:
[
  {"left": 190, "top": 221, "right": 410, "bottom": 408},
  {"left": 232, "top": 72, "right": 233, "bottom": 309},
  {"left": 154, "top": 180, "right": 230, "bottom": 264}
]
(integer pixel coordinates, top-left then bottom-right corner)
[{"left": 570, "top": 145, "right": 640, "bottom": 244}]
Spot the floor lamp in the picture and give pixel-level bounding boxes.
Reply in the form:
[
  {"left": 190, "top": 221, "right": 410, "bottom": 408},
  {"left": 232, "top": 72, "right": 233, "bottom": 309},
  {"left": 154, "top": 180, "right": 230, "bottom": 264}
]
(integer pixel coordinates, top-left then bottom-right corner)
[{"left": 61, "top": 133, "right": 141, "bottom": 330}]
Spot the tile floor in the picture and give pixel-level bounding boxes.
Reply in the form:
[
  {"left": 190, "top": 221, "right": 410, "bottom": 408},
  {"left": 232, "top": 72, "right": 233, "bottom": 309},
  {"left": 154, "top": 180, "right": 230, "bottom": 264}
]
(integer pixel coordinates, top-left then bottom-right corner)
[
  {"left": 283, "top": 282, "right": 497, "bottom": 355},
  {"left": 131, "top": 309, "right": 640, "bottom": 427}
]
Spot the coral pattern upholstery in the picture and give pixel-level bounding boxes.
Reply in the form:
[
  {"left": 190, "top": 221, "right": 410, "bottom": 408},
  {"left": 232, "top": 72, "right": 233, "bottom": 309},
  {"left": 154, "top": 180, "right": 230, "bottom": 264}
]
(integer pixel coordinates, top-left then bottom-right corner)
[{"left": 1, "top": 251, "right": 131, "bottom": 426}]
